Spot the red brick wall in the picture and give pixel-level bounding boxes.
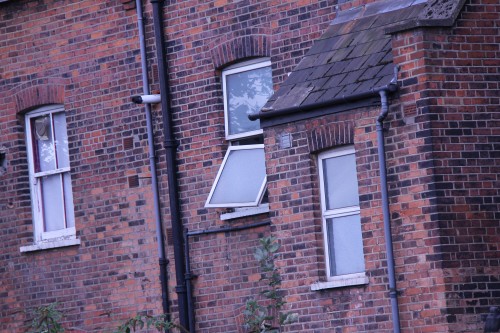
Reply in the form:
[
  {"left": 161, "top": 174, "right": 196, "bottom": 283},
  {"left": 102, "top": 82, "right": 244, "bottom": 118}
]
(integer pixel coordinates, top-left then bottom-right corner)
[
  {"left": 0, "top": 1, "right": 163, "bottom": 332},
  {"left": 259, "top": 0, "right": 498, "bottom": 332},
  {"left": 389, "top": 0, "right": 500, "bottom": 331},
  {"left": 1, "top": 0, "right": 497, "bottom": 332},
  {"left": 263, "top": 107, "right": 403, "bottom": 332},
  {"left": 159, "top": 1, "right": 337, "bottom": 331},
  {"left": 0, "top": 0, "right": 338, "bottom": 332}
]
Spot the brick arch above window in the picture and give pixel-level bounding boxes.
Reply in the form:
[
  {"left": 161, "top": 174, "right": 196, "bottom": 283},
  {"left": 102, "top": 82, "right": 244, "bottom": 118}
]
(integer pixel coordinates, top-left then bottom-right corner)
[
  {"left": 307, "top": 122, "right": 355, "bottom": 153},
  {"left": 210, "top": 32, "right": 271, "bottom": 70},
  {"left": 14, "top": 82, "right": 65, "bottom": 114}
]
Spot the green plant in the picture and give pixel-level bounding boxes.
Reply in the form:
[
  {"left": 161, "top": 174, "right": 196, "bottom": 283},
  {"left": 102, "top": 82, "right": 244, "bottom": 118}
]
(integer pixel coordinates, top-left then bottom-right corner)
[
  {"left": 114, "top": 313, "right": 189, "bottom": 333},
  {"left": 243, "top": 236, "right": 298, "bottom": 333},
  {"left": 28, "top": 303, "right": 65, "bottom": 333}
]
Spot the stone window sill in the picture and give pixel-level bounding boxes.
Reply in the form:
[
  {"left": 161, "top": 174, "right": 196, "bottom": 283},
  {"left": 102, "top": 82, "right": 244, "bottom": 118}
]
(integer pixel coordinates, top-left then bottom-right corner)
[
  {"left": 311, "top": 272, "right": 369, "bottom": 291},
  {"left": 20, "top": 238, "right": 81, "bottom": 253}
]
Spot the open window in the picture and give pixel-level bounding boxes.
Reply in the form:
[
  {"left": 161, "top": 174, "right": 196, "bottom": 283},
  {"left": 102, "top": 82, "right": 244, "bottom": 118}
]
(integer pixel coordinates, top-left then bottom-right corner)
[
  {"left": 205, "top": 145, "right": 266, "bottom": 208},
  {"left": 25, "top": 105, "right": 76, "bottom": 243},
  {"left": 205, "top": 59, "right": 273, "bottom": 210}
]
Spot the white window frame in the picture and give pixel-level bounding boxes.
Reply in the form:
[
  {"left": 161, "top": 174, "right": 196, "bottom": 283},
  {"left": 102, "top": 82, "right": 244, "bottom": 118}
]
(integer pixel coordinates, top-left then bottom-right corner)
[
  {"left": 205, "top": 144, "right": 267, "bottom": 208},
  {"left": 318, "top": 146, "right": 366, "bottom": 283},
  {"left": 205, "top": 59, "right": 273, "bottom": 210},
  {"left": 25, "top": 105, "right": 76, "bottom": 243},
  {"left": 222, "top": 58, "right": 271, "bottom": 141}
]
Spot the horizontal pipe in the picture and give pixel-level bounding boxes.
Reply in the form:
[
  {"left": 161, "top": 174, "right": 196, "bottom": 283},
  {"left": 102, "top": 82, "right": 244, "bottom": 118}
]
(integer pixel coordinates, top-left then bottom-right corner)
[{"left": 186, "top": 221, "right": 271, "bottom": 237}]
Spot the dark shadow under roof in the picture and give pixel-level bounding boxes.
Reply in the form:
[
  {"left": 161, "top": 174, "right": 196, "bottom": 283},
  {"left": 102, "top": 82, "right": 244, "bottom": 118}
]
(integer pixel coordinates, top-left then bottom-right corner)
[{"left": 258, "top": 0, "right": 466, "bottom": 118}]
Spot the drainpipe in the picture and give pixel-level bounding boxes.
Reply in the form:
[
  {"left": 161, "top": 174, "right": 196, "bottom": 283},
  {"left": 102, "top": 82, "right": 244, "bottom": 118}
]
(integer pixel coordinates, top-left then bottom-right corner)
[
  {"left": 134, "top": 0, "right": 170, "bottom": 319},
  {"left": 150, "top": 0, "right": 190, "bottom": 330},
  {"left": 377, "top": 89, "right": 401, "bottom": 333}
]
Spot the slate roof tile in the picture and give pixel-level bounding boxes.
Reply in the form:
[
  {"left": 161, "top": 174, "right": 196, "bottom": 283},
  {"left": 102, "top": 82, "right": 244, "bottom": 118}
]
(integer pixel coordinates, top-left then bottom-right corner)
[
  {"left": 323, "top": 73, "right": 348, "bottom": 90},
  {"left": 262, "top": 0, "right": 464, "bottom": 114}
]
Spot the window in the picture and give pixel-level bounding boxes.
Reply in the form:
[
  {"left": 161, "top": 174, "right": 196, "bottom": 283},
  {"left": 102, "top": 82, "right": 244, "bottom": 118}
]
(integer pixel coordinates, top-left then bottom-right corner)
[
  {"left": 206, "top": 145, "right": 267, "bottom": 208},
  {"left": 318, "top": 146, "right": 365, "bottom": 279},
  {"left": 205, "top": 59, "right": 273, "bottom": 209},
  {"left": 25, "top": 105, "right": 76, "bottom": 243}
]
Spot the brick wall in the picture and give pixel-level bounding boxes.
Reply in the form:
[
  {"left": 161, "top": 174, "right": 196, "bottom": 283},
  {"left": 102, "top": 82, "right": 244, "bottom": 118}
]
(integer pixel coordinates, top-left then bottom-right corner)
[
  {"left": 389, "top": 0, "right": 500, "bottom": 331},
  {"left": 259, "top": 0, "right": 498, "bottom": 332},
  {"left": 263, "top": 107, "right": 403, "bottom": 332},
  {"left": 159, "top": 1, "right": 337, "bottom": 331},
  {"left": 1, "top": 0, "right": 497, "bottom": 332},
  {"left": 0, "top": 1, "right": 163, "bottom": 331}
]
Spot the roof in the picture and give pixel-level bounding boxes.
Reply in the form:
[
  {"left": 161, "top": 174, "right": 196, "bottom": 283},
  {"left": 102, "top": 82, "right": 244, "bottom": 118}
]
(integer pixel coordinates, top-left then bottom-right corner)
[{"left": 256, "top": 0, "right": 466, "bottom": 119}]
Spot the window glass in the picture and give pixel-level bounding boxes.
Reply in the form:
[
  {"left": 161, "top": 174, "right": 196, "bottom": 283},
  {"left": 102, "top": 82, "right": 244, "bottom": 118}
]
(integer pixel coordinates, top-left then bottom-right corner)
[
  {"left": 225, "top": 65, "right": 272, "bottom": 138},
  {"left": 223, "top": 60, "right": 272, "bottom": 140},
  {"left": 322, "top": 153, "right": 360, "bottom": 210},
  {"left": 32, "top": 115, "right": 55, "bottom": 172},
  {"left": 54, "top": 112, "right": 70, "bottom": 169},
  {"left": 326, "top": 214, "right": 365, "bottom": 276},
  {"left": 206, "top": 145, "right": 266, "bottom": 207},
  {"left": 41, "top": 174, "right": 65, "bottom": 232}
]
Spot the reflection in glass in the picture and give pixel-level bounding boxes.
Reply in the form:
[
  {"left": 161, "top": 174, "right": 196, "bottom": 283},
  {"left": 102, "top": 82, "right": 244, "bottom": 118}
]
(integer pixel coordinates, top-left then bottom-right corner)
[
  {"left": 226, "top": 66, "right": 272, "bottom": 136},
  {"left": 54, "top": 112, "right": 70, "bottom": 169},
  {"left": 33, "top": 115, "right": 55, "bottom": 172}
]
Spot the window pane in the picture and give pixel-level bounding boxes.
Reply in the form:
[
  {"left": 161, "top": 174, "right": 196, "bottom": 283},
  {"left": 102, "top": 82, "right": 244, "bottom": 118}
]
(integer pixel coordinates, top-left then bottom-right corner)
[
  {"left": 326, "top": 214, "right": 365, "bottom": 276},
  {"left": 226, "top": 65, "right": 272, "bottom": 137},
  {"left": 53, "top": 112, "right": 70, "bottom": 169},
  {"left": 41, "top": 174, "right": 66, "bottom": 232},
  {"left": 32, "top": 115, "right": 56, "bottom": 172},
  {"left": 63, "top": 173, "right": 75, "bottom": 228},
  {"left": 208, "top": 147, "right": 266, "bottom": 206},
  {"left": 323, "top": 153, "right": 359, "bottom": 210}
]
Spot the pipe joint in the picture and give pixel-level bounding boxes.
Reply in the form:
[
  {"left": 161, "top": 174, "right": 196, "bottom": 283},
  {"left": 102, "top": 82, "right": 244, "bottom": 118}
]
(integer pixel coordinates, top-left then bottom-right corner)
[{"left": 175, "top": 285, "right": 187, "bottom": 294}]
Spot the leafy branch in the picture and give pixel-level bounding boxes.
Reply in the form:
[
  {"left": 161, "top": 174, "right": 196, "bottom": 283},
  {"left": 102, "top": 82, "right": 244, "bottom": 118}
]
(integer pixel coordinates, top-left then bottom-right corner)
[
  {"left": 243, "top": 236, "right": 298, "bottom": 333},
  {"left": 27, "top": 303, "right": 65, "bottom": 333},
  {"left": 114, "top": 313, "right": 189, "bottom": 333}
]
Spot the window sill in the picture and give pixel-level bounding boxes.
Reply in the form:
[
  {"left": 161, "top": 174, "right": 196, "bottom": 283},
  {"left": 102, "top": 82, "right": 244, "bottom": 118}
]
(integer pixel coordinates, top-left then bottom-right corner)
[
  {"left": 220, "top": 204, "right": 270, "bottom": 220},
  {"left": 311, "top": 272, "right": 368, "bottom": 291},
  {"left": 20, "top": 237, "right": 80, "bottom": 253}
]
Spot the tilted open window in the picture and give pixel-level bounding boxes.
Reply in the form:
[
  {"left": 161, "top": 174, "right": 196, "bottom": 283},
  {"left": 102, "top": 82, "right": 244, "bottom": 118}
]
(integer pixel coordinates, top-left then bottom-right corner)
[
  {"left": 205, "top": 145, "right": 266, "bottom": 208},
  {"left": 205, "top": 59, "right": 273, "bottom": 209}
]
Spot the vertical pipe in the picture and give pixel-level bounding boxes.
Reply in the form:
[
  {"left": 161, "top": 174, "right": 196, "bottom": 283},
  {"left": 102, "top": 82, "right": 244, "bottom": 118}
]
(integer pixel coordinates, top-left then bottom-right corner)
[
  {"left": 150, "top": 0, "right": 190, "bottom": 329},
  {"left": 377, "top": 90, "right": 401, "bottom": 333},
  {"left": 183, "top": 229, "right": 195, "bottom": 332},
  {"left": 135, "top": 0, "right": 170, "bottom": 319}
]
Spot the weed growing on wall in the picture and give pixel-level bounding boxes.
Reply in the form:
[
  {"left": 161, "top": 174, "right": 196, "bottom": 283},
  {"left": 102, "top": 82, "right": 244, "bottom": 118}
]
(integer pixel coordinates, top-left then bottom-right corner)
[
  {"left": 28, "top": 303, "right": 65, "bottom": 333},
  {"left": 243, "top": 236, "right": 298, "bottom": 333},
  {"left": 114, "top": 314, "right": 189, "bottom": 333}
]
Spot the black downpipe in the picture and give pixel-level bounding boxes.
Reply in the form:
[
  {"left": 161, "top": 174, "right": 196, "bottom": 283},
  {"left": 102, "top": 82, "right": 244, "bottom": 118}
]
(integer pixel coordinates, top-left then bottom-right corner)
[
  {"left": 183, "top": 230, "right": 195, "bottom": 333},
  {"left": 134, "top": 0, "right": 170, "bottom": 319},
  {"left": 150, "top": 0, "right": 190, "bottom": 329}
]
